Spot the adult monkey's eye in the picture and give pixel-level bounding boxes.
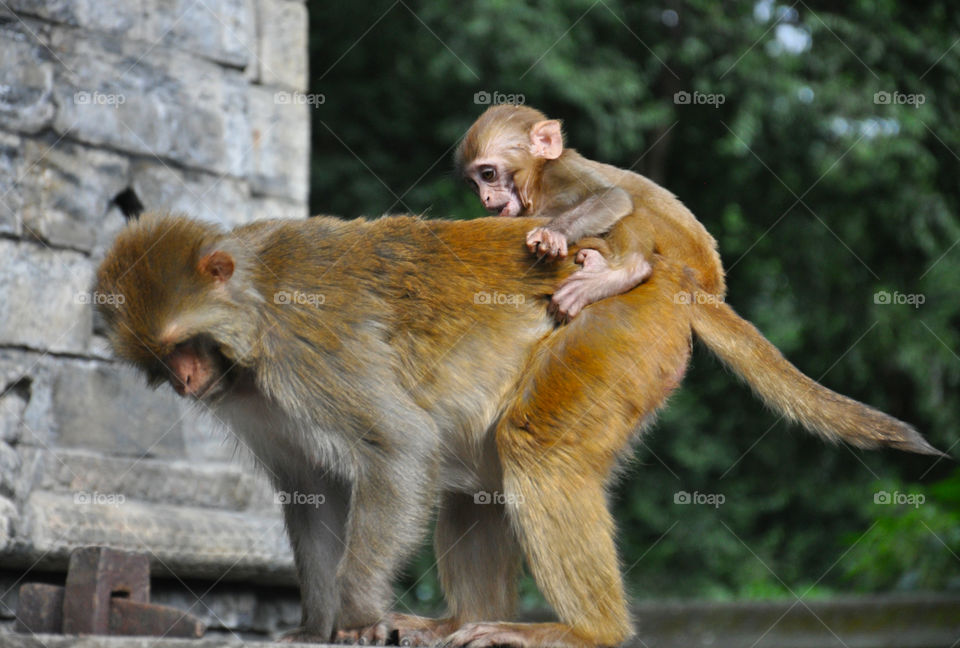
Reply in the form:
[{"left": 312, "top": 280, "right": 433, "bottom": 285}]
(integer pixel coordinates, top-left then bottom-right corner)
[{"left": 480, "top": 167, "right": 497, "bottom": 182}]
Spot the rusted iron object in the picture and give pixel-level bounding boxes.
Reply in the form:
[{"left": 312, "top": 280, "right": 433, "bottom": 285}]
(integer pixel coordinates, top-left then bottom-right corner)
[
  {"left": 14, "top": 583, "right": 63, "bottom": 634},
  {"left": 62, "top": 546, "right": 150, "bottom": 634},
  {"left": 16, "top": 546, "right": 206, "bottom": 639},
  {"left": 110, "top": 598, "right": 206, "bottom": 638}
]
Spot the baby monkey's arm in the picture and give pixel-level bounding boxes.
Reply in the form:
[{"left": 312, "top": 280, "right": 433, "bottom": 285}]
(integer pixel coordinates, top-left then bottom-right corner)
[{"left": 526, "top": 187, "right": 634, "bottom": 258}]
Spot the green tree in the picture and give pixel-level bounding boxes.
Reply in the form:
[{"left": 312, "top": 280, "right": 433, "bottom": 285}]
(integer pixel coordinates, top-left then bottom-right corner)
[{"left": 308, "top": 0, "right": 960, "bottom": 608}]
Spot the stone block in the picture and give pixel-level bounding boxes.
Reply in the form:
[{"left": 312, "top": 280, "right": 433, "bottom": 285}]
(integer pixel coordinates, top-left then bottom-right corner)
[
  {"left": 0, "top": 379, "right": 29, "bottom": 443},
  {"left": 50, "top": 362, "right": 185, "bottom": 459},
  {"left": 144, "top": 0, "right": 254, "bottom": 67},
  {"left": 0, "top": 495, "right": 17, "bottom": 553},
  {"left": 0, "top": 441, "right": 19, "bottom": 496},
  {"left": 45, "top": 23, "right": 249, "bottom": 177},
  {"left": 0, "top": 350, "right": 56, "bottom": 451},
  {"left": 22, "top": 447, "right": 256, "bottom": 510},
  {"left": 8, "top": 0, "right": 253, "bottom": 66},
  {"left": 5, "top": 0, "right": 144, "bottom": 37},
  {"left": 15, "top": 491, "right": 293, "bottom": 581},
  {"left": 249, "top": 194, "right": 308, "bottom": 221},
  {"left": 257, "top": 0, "right": 308, "bottom": 91},
  {"left": 20, "top": 135, "right": 130, "bottom": 251},
  {"left": 0, "top": 21, "right": 56, "bottom": 134},
  {"left": 131, "top": 159, "right": 252, "bottom": 227},
  {"left": 0, "top": 241, "right": 93, "bottom": 354},
  {"left": 248, "top": 85, "right": 309, "bottom": 202},
  {"left": 0, "top": 129, "right": 23, "bottom": 236}
]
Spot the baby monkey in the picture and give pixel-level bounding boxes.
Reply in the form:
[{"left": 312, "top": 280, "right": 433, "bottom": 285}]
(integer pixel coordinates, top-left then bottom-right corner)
[{"left": 457, "top": 105, "right": 723, "bottom": 319}]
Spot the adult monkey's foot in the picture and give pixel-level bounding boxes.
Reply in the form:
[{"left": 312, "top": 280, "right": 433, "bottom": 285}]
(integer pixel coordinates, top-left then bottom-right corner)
[
  {"left": 335, "top": 613, "right": 459, "bottom": 646},
  {"left": 441, "top": 621, "right": 600, "bottom": 648},
  {"left": 279, "top": 626, "right": 332, "bottom": 643},
  {"left": 334, "top": 618, "right": 391, "bottom": 645}
]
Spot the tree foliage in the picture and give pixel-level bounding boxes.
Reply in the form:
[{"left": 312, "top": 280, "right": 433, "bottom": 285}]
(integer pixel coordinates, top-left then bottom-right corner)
[{"left": 308, "top": 1, "right": 960, "bottom": 607}]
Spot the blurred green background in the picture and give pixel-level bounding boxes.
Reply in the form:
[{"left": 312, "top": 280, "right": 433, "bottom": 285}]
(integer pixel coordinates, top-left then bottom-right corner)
[{"left": 307, "top": 0, "right": 960, "bottom": 611}]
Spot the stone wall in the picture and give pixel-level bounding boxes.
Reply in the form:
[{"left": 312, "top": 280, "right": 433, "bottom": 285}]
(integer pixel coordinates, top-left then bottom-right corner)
[{"left": 0, "top": 0, "right": 310, "bottom": 636}]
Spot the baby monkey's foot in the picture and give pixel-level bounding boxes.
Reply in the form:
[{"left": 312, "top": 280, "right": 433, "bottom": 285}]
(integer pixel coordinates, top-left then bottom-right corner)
[
  {"left": 551, "top": 249, "right": 651, "bottom": 321},
  {"left": 575, "top": 248, "right": 608, "bottom": 271},
  {"left": 526, "top": 227, "right": 568, "bottom": 258}
]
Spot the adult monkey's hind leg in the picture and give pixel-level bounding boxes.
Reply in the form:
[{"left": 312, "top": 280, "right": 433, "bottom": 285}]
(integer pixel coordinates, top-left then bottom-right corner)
[
  {"left": 385, "top": 491, "right": 523, "bottom": 646},
  {"left": 445, "top": 264, "right": 693, "bottom": 648}
]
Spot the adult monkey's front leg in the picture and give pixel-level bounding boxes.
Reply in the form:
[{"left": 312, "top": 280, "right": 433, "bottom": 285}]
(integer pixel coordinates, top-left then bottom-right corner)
[{"left": 333, "top": 403, "right": 442, "bottom": 644}]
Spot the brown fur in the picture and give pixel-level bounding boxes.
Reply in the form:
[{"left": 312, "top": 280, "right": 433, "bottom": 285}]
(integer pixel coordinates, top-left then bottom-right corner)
[
  {"left": 97, "top": 210, "right": 939, "bottom": 648},
  {"left": 443, "top": 105, "right": 942, "bottom": 648}
]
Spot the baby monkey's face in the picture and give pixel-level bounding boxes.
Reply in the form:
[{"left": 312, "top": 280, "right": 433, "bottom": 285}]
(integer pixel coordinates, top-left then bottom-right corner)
[{"left": 463, "top": 159, "right": 524, "bottom": 217}]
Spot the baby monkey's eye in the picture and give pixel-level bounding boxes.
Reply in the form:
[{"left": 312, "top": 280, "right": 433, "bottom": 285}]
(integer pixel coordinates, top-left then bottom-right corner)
[{"left": 480, "top": 167, "right": 497, "bottom": 182}]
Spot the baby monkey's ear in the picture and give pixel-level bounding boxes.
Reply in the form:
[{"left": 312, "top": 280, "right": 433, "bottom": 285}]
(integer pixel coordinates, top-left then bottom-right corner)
[{"left": 529, "top": 120, "right": 564, "bottom": 160}]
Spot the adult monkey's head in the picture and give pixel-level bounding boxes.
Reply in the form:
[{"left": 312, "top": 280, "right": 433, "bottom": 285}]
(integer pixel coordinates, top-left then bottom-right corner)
[{"left": 95, "top": 213, "right": 257, "bottom": 401}]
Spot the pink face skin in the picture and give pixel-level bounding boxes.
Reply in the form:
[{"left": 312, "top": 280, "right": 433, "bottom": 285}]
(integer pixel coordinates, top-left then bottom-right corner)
[{"left": 463, "top": 159, "right": 524, "bottom": 217}]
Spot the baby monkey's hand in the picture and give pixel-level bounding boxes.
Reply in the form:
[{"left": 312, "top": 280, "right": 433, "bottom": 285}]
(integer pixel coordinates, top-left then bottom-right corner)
[{"left": 526, "top": 227, "right": 568, "bottom": 258}]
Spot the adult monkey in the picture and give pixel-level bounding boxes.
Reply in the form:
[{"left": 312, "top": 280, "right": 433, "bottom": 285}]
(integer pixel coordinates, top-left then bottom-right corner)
[{"left": 97, "top": 212, "right": 939, "bottom": 648}]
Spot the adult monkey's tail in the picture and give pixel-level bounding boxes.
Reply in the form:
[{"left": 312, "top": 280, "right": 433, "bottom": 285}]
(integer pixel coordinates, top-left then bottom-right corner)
[{"left": 691, "top": 300, "right": 944, "bottom": 456}]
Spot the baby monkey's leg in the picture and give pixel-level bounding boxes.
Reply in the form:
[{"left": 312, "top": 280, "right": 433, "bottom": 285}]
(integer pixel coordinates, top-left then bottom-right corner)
[
  {"left": 550, "top": 247, "right": 652, "bottom": 320},
  {"left": 550, "top": 210, "right": 656, "bottom": 320}
]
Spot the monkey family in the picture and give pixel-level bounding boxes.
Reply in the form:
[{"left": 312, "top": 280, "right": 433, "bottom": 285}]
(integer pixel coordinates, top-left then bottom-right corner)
[{"left": 96, "top": 106, "right": 941, "bottom": 648}]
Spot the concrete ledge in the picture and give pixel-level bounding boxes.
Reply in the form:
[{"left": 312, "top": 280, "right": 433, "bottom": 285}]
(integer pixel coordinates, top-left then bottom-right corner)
[
  {"left": 3, "top": 492, "right": 294, "bottom": 583},
  {"left": 628, "top": 593, "right": 960, "bottom": 647},
  {"left": 0, "top": 636, "right": 306, "bottom": 647},
  {"left": 3, "top": 593, "right": 959, "bottom": 646}
]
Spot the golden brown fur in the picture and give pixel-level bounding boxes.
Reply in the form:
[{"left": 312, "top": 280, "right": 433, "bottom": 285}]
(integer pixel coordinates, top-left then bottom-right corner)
[
  {"left": 97, "top": 211, "right": 939, "bottom": 648},
  {"left": 442, "top": 105, "right": 941, "bottom": 647}
]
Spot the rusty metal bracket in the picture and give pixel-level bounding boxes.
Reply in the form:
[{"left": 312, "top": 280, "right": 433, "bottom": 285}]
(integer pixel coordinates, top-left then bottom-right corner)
[{"left": 15, "top": 546, "right": 205, "bottom": 638}]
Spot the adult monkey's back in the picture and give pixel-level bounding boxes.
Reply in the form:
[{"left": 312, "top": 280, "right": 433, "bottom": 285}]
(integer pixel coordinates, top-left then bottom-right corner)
[{"left": 96, "top": 212, "right": 940, "bottom": 648}]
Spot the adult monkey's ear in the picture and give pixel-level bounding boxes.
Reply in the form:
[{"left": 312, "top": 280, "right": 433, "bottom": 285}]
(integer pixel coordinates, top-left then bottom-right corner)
[
  {"left": 198, "top": 250, "right": 235, "bottom": 283},
  {"left": 529, "top": 120, "right": 564, "bottom": 160}
]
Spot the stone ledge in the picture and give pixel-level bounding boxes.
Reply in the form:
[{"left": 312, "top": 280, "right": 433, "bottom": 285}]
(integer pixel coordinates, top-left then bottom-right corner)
[
  {"left": 0, "top": 570, "right": 300, "bottom": 640},
  {"left": 628, "top": 593, "right": 960, "bottom": 647},
  {"left": 2, "top": 492, "right": 294, "bottom": 583},
  {"left": 0, "top": 635, "right": 315, "bottom": 647},
  {"left": 6, "top": 0, "right": 256, "bottom": 69},
  {"left": 18, "top": 447, "right": 264, "bottom": 512},
  {"left": 2, "top": 593, "right": 959, "bottom": 646}
]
